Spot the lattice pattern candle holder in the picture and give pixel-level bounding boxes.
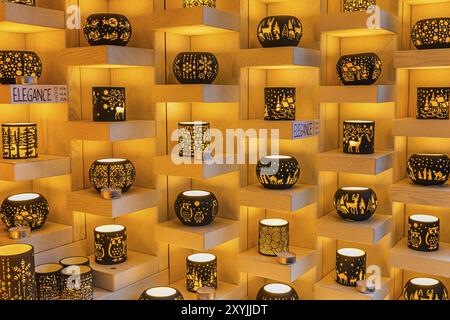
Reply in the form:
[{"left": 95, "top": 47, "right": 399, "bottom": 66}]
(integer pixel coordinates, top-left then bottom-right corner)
[
  {"left": 92, "top": 87, "right": 126, "bottom": 122},
  {"left": 337, "top": 53, "right": 382, "bottom": 86},
  {"left": 60, "top": 265, "right": 93, "bottom": 300},
  {"left": 335, "top": 248, "right": 366, "bottom": 287},
  {"left": 407, "top": 154, "right": 450, "bottom": 186},
  {"left": 256, "top": 283, "right": 299, "bottom": 300},
  {"left": 412, "top": 18, "right": 450, "bottom": 50},
  {"left": 59, "top": 256, "right": 90, "bottom": 268},
  {"left": 343, "top": 120, "right": 375, "bottom": 154},
  {"left": 175, "top": 190, "right": 218, "bottom": 226},
  {"left": 264, "top": 87, "right": 296, "bottom": 121},
  {"left": 139, "top": 287, "right": 184, "bottom": 300},
  {"left": 333, "top": 187, "right": 378, "bottom": 221},
  {"left": 186, "top": 253, "right": 217, "bottom": 293},
  {"left": 83, "top": 13, "right": 132, "bottom": 47},
  {"left": 257, "top": 16, "right": 302, "bottom": 48},
  {"left": 256, "top": 155, "right": 300, "bottom": 190},
  {"left": 178, "top": 122, "right": 211, "bottom": 158},
  {"left": 183, "top": 0, "right": 215, "bottom": 7},
  {"left": 0, "top": 51, "right": 42, "bottom": 85},
  {"left": 417, "top": 87, "right": 450, "bottom": 120},
  {"left": 259, "top": 219, "right": 289, "bottom": 257},
  {"left": 2, "top": 123, "right": 38, "bottom": 159},
  {"left": 408, "top": 215, "right": 440, "bottom": 252},
  {"left": 35, "top": 264, "right": 63, "bottom": 300},
  {"left": 94, "top": 225, "right": 127, "bottom": 265},
  {"left": 6, "top": 0, "right": 35, "bottom": 5},
  {"left": 173, "top": 52, "right": 219, "bottom": 84},
  {"left": 0, "top": 244, "right": 35, "bottom": 300},
  {"left": 343, "top": 0, "right": 376, "bottom": 12},
  {"left": 89, "top": 158, "right": 136, "bottom": 193},
  {"left": 404, "top": 278, "right": 448, "bottom": 300},
  {"left": 0, "top": 193, "right": 49, "bottom": 230}
]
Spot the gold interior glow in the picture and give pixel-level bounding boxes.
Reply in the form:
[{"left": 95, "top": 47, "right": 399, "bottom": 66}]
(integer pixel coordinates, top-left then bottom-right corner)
[
  {"left": 341, "top": 187, "right": 369, "bottom": 191},
  {"left": 8, "top": 193, "right": 40, "bottom": 201},
  {"left": 410, "top": 214, "right": 439, "bottom": 223},
  {"left": 261, "top": 218, "right": 288, "bottom": 227},
  {"left": 3, "top": 123, "right": 36, "bottom": 126},
  {"left": 265, "top": 155, "right": 292, "bottom": 160},
  {"left": 410, "top": 278, "right": 439, "bottom": 286},
  {"left": 61, "top": 265, "right": 91, "bottom": 275},
  {"left": 97, "top": 158, "right": 127, "bottom": 163},
  {"left": 183, "top": 190, "right": 210, "bottom": 197},
  {"left": 345, "top": 120, "right": 374, "bottom": 123},
  {"left": 337, "top": 248, "right": 366, "bottom": 257},
  {"left": 146, "top": 287, "right": 177, "bottom": 297},
  {"left": 60, "top": 256, "right": 88, "bottom": 265},
  {"left": 188, "top": 253, "right": 216, "bottom": 263},
  {"left": 0, "top": 244, "right": 32, "bottom": 256},
  {"left": 95, "top": 224, "right": 125, "bottom": 233},
  {"left": 36, "top": 264, "right": 62, "bottom": 273},
  {"left": 179, "top": 121, "right": 209, "bottom": 126},
  {"left": 264, "top": 283, "right": 291, "bottom": 294}
]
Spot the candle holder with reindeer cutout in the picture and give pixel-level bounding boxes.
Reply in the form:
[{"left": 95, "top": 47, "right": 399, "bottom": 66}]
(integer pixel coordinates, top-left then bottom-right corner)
[
  {"left": 83, "top": 14, "right": 132, "bottom": 47},
  {"left": 335, "top": 248, "right": 366, "bottom": 287},
  {"left": 256, "top": 155, "right": 300, "bottom": 190},
  {"left": 343, "top": 120, "right": 375, "bottom": 154},
  {"left": 333, "top": 187, "right": 378, "bottom": 221},
  {"left": 407, "top": 154, "right": 450, "bottom": 186},
  {"left": 92, "top": 87, "right": 126, "bottom": 122},
  {"left": 257, "top": 16, "right": 302, "bottom": 48},
  {"left": 404, "top": 278, "right": 448, "bottom": 300}
]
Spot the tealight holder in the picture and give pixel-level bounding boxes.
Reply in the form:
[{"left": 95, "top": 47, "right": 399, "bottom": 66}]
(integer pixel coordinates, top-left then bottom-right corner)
[
  {"left": 257, "top": 16, "right": 303, "bottom": 48},
  {"left": 178, "top": 122, "right": 211, "bottom": 159},
  {"left": 2, "top": 123, "right": 38, "bottom": 159},
  {"left": 408, "top": 214, "right": 440, "bottom": 252},
  {"left": 333, "top": 187, "right": 378, "bottom": 221},
  {"left": 59, "top": 256, "right": 90, "bottom": 268},
  {"left": 256, "top": 155, "right": 300, "bottom": 190},
  {"left": 186, "top": 253, "right": 217, "bottom": 293},
  {"left": 407, "top": 154, "right": 450, "bottom": 186},
  {"left": 0, "top": 193, "right": 49, "bottom": 230},
  {"left": 83, "top": 13, "right": 132, "bottom": 47},
  {"left": 197, "top": 287, "right": 216, "bottom": 300},
  {"left": 337, "top": 53, "right": 382, "bottom": 86},
  {"left": 183, "top": 0, "right": 215, "bottom": 7},
  {"left": 343, "top": 120, "right": 375, "bottom": 154},
  {"left": 343, "top": 0, "right": 376, "bottom": 12},
  {"left": 264, "top": 87, "right": 296, "bottom": 121},
  {"left": 335, "top": 248, "right": 366, "bottom": 287},
  {"left": 60, "top": 265, "right": 93, "bottom": 300},
  {"left": 8, "top": 226, "right": 31, "bottom": 240},
  {"left": 92, "top": 87, "right": 126, "bottom": 122},
  {"left": 404, "top": 277, "right": 448, "bottom": 300},
  {"left": 256, "top": 283, "right": 299, "bottom": 300},
  {"left": 417, "top": 87, "right": 450, "bottom": 120},
  {"left": 94, "top": 224, "right": 127, "bottom": 265},
  {"left": 35, "top": 263, "right": 63, "bottom": 300},
  {"left": 139, "top": 287, "right": 184, "bottom": 300},
  {"left": 174, "top": 190, "right": 218, "bottom": 226},
  {"left": 412, "top": 18, "right": 450, "bottom": 50},
  {"left": 259, "top": 219, "right": 289, "bottom": 257},
  {"left": 89, "top": 158, "right": 136, "bottom": 193}
]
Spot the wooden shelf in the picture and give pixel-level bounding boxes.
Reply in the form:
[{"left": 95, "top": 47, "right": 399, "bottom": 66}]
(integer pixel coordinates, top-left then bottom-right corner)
[
  {"left": 0, "top": 155, "right": 70, "bottom": 181},
  {"left": 393, "top": 118, "right": 450, "bottom": 138},
  {"left": 391, "top": 178, "right": 450, "bottom": 208},
  {"left": 235, "top": 47, "right": 320, "bottom": 69},
  {"left": 0, "top": 222, "right": 72, "bottom": 254},
  {"left": 153, "top": 154, "right": 239, "bottom": 179},
  {"left": 237, "top": 246, "right": 317, "bottom": 283},
  {"left": 152, "top": 85, "right": 239, "bottom": 103},
  {"left": 66, "top": 120, "right": 156, "bottom": 142},
  {"left": 390, "top": 238, "right": 450, "bottom": 278},
  {"left": 238, "top": 183, "right": 317, "bottom": 212},
  {"left": 394, "top": 49, "right": 450, "bottom": 69},
  {"left": 171, "top": 278, "right": 245, "bottom": 300},
  {"left": 67, "top": 187, "right": 159, "bottom": 218},
  {"left": 0, "top": 85, "right": 67, "bottom": 104},
  {"left": 317, "top": 149, "right": 394, "bottom": 175},
  {"left": 0, "top": 2, "right": 64, "bottom": 33},
  {"left": 401, "top": 0, "right": 450, "bottom": 3},
  {"left": 35, "top": 239, "right": 87, "bottom": 265},
  {"left": 89, "top": 251, "right": 159, "bottom": 292},
  {"left": 150, "top": 7, "right": 239, "bottom": 35},
  {"left": 317, "top": 213, "right": 392, "bottom": 245},
  {"left": 318, "top": 85, "right": 395, "bottom": 103},
  {"left": 238, "top": 119, "right": 319, "bottom": 141},
  {"left": 314, "top": 271, "right": 391, "bottom": 300},
  {"left": 319, "top": 10, "right": 399, "bottom": 37},
  {"left": 155, "top": 218, "right": 239, "bottom": 251},
  {"left": 60, "top": 46, "right": 154, "bottom": 68}
]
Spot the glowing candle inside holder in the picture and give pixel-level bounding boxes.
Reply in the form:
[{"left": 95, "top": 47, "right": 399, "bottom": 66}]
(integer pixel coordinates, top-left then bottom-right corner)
[
  {"left": 139, "top": 287, "right": 184, "bottom": 300},
  {"left": 0, "top": 193, "right": 49, "bottom": 230},
  {"left": 264, "top": 87, "right": 296, "bottom": 121},
  {"left": 256, "top": 283, "right": 299, "bottom": 300},
  {"left": 335, "top": 248, "right": 366, "bottom": 287},
  {"left": 0, "top": 51, "right": 42, "bottom": 84},
  {"left": 404, "top": 278, "right": 448, "bottom": 300},
  {"left": 59, "top": 256, "right": 90, "bottom": 268},
  {"left": 174, "top": 190, "right": 218, "bottom": 226},
  {"left": 178, "top": 122, "right": 211, "bottom": 159},
  {"left": 408, "top": 214, "right": 440, "bottom": 252},
  {"left": 256, "top": 155, "right": 300, "bottom": 190},
  {"left": 186, "top": 253, "right": 217, "bottom": 293},
  {"left": 333, "top": 187, "right": 378, "bottom": 221},
  {"left": 343, "top": 0, "right": 376, "bottom": 12},
  {"left": 259, "top": 219, "right": 289, "bottom": 257},
  {"left": 343, "top": 120, "right": 375, "bottom": 154},
  {"left": 60, "top": 265, "right": 93, "bottom": 300},
  {"left": 92, "top": 87, "right": 126, "bottom": 122},
  {"left": 183, "top": 0, "right": 216, "bottom": 7},
  {"left": 35, "top": 263, "right": 63, "bottom": 300},
  {"left": 89, "top": 158, "right": 136, "bottom": 193},
  {"left": 407, "top": 154, "right": 450, "bottom": 186},
  {"left": 94, "top": 224, "right": 127, "bottom": 265},
  {"left": 2, "top": 123, "right": 38, "bottom": 159}
]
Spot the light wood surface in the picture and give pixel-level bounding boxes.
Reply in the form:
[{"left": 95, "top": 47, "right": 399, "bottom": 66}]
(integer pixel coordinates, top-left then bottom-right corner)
[
  {"left": 391, "top": 178, "right": 450, "bottom": 207},
  {"left": 394, "top": 48, "right": 450, "bottom": 69},
  {"left": 318, "top": 85, "right": 396, "bottom": 103},
  {"left": 34, "top": 239, "right": 87, "bottom": 266},
  {"left": 0, "top": 155, "right": 70, "bottom": 181},
  {"left": 152, "top": 85, "right": 239, "bottom": 103},
  {"left": 393, "top": 118, "right": 450, "bottom": 137}
]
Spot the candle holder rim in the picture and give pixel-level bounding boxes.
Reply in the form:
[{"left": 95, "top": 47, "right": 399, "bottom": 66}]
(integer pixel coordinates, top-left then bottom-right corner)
[
  {"left": 337, "top": 247, "right": 366, "bottom": 257},
  {"left": 409, "top": 214, "right": 439, "bottom": 223},
  {"left": 262, "top": 283, "right": 292, "bottom": 295},
  {"left": 35, "top": 263, "right": 63, "bottom": 274},
  {"left": 7, "top": 192, "right": 42, "bottom": 201},
  {"left": 59, "top": 256, "right": 89, "bottom": 265},
  {"left": 409, "top": 277, "right": 441, "bottom": 286},
  {"left": 61, "top": 265, "right": 92, "bottom": 275},
  {"left": 95, "top": 158, "right": 129, "bottom": 163},
  {"left": 339, "top": 186, "right": 371, "bottom": 191},
  {"left": 344, "top": 120, "right": 375, "bottom": 124},
  {"left": 259, "top": 218, "right": 289, "bottom": 227},
  {"left": 0, "top": 243, "right": 34, "bottom": 256},
  {"left": 144, "top": 286, "right": 178, "bottom": 297},
  {"left": 2, "top": 122, "right": 37, "bottom": 127},
  {"left": 94, "top": 224, "right": 126, "bottom": 233},
  {"left": 178, "top": 121, "right": 210, "bottom": 126},
  {"left": 181, "top": 190, "right": 212, "bottom": 197},
  {"left": 187, "top": 253, "right": 217, "bottom": 263}
]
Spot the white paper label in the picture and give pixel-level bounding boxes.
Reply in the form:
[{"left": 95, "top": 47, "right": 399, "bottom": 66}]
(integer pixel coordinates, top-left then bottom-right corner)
[
  {"left": 292, "top": 120, "right": 320, "bottom": 140},
  {"left": 9, "top": 85, "right": 68, "bottom": 104}
]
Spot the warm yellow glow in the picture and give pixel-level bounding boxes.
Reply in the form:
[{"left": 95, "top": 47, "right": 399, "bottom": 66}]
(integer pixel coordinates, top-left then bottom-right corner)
[
  {"left": 146, "top": 287, "right": 177, "bottom": 297},
  {"left": 188, "top": 253, "right": 216, "bottom": 263},
  {"left": 97, "top": 158, "right": 127, "bottom": 163},
  {"left": 3, "top": 123, "right": 36, "bottom": 126},
  {"left": 95, "top": 225, "right": 125, "bottom": 233},
  {"left": 183, "top": 190, "right": 210, "bottom": 197},
  {"left": 179, "top": 121, "right": 209, "bottom": 126},
  {"left": 61, "top": 265, "right": 91, "bottom": 275},
  {"left": 410, "top": 214, "right": 439, "bottom": 223},
  {"left": 261, "top": 218, "right": 288, "bottom": 227},
  {"left": 154, "top": 25, "right": 236, "bottom": 36},
  {"left": 35, "top": 264, "right": 62, "bottom": 274},
  {"left": 411, "top": 278, "right": 439, "bottom": 286},
  {"left": 0, "top": 21, "right": 62, "bottom": 34},
  {"left": 417, "top": 154, "right": 446, "bottom": 156},
  {"left": 341, "top": 187, "right": 369, "bottom": 191},
  {"left": 345, "top": 120, "right": 374, "bottom": 124},
  {"left": 264, "top": 283, "right": 291, "bottom": 294},
  {"left": 337, "top": 248, "right": 366, "bottom": 257},
  {"left": 60, "top": 256, "right": 89, "bottom": 266},
  {"left": 265, "top": 155, "right": 292, "bottom": 160},
  {"left": 8, "top": 193, "right": 40, "bottom": 201},
  {"left": 0, "top": 244, "right": 32, "bottom": 256}
]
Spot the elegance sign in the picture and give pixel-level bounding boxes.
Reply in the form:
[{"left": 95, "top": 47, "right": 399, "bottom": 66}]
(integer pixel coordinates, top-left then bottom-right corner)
[
  {"left": 292, "top": 120, "right": 320, "bottom": 140},
  {"left": 9, "top": 85, "right": 68, "bottom": 104}
]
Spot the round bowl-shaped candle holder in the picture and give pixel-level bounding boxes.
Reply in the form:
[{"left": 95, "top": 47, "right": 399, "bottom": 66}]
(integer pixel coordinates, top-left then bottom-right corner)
[
  {"left": 404, "top": 277, "right": 448, "bottom": 300},
  {"left": 335, "top": 248, "right": 366, "bottom": 287},
  {"left": 0, "top": 193, "right": 49, "bottom": 230},
  {"left": 407, "top": 154, "right": 450, "bottom": 186},
  {"left": 83, "top": 13, "right": 132, "bottom": 47},
  {"left": 139, "top": 287, "right": 184, "bottom": 300},
  {"left": 2, "top": 123, "right": 38, "bottom": 159},
  {"left": 343, "top": 120, "right": 375, "bottom": 154},
  {"left": 186, "top": 253, "right": 217, "bottom": 293},
  {"left": 59, "top": 256, "right": 90, "bottom": 268},
  {"left": 89, "top": 158, "right": 136, "bottom": 193},
  {"left": 0, "top": 51, "right": 42, "bottom": 85},
  {"left": 257, "top": 16, "right": 302, "bottom": 48},
  {"left": 7, "top": 0, "right": 36, "bottom": 6},
  {"left": 412, "top": 18, "right": 450, "bottom": 50},
  {"left": 417, "top": 87, "right": 450, "bottom": 120},
  {"left": 94, "top": 224, "right": 127, "bottom": 265},
  {"left": 408, "top": 214, "right": 440, "bottom": 252},
  {"left": 60, "top": 265, "right": 93, "bottom": 300},
  {"left": 92, "top": 87, "right": 126, "bottom": 122},
  {"left": 259, "top": 219, "right": 289, "bottom": 257},
  {"left": 333, "top": 187, "right": 378, "bottom": 221},
  {"left": 256, "top": 155, "right": 300, "bottom": 190},
  {"left": 178, "top": 121, "right": 211, "bottom": 158},
  {"left": 35, "top": 263, "right": 63, "bottom": 300},
  {"left": 173, "top": 52, "right": 219, "bottom": 84},
  {"left": 343, "top": 0, "right": 376, "bottom": 12},
  {"left": 183, "top": 0, "right": 215, "bottom": 7},
  {"left": 264, "top": 87, "right": 296, "bottom": 121},
  {"left": 256, "top": 283, "right": 299, "bottom": 300},
  {"left": 337, "top": 53, "right": 382, "bottom": 86},
  {"left": 175, "top": 190, "right": 218, "bottom": 226}
]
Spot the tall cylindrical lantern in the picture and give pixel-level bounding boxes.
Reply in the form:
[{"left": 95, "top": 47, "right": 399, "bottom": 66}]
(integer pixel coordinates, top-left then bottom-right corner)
[
  {"left": 186, "top": 253, "right": 217, "bottom": 293},
  {"left": 408, "top": 214, "right": 440, "bottom": 252},
  {"left": 407, "top": 154, "right": 450, "bottom": 186},
  {"left": 0, "top": 51, "right": 42, "bottom": 85},
  {"left": 35, "top": 263, "right": 63, "bottom": 300},
  {"left": 174, "top": 190, "right": 219, "bottom": 226},
  {"left": 178, "top": 122, "right": 211, "bottom": 158},
  {"left": 183, "top": 0, "right": 216, "bottom": 7},
  {"left": 343, "top": 120, "right": 375, "bottom": 154},
  {"left": 59, "top": 256, "right": 90, "bottom": 268},
  {"left": 335, "top": 248, "right": 366, "bottom": 287},
  {"left": 0, "top": 193, "right": 49, "bottom": 230},
  {"left": 264, "top": 87, "right": 296, "bottom": 121},
  {"left": 333, "top": 187, "right": 378, "bottom": 221},
  {"left": 404, "top": 278, "right": 448, "bottom": 300},
  {"left": 94, "top": 225, "right": 127, "bottom": 265},
  {"left": 92, "top": 87, "right": 126, "bottom": 122},
  {"left": 60, "top": 265, "right": 93, "bottom": 300},
  {"left": 256, "top": 155, "right": 300, "bottom": 190},
  {"left": 2, "top": 123, "right": 38, "bottom": 159},
  {"left": 0, "top": 244, "right": 36, "bottom": 300},
  {"left": 259, "top": 219, "right": 289, "bottom": 257},
  {"left": 256, "top": 283, "right": 299, "bottom": 300},
  {"left": 139, "top": 287, "right": 184, "bottom": 300},
  {"left": 89, "top": 158, "right": 136, "bottom": 193}
]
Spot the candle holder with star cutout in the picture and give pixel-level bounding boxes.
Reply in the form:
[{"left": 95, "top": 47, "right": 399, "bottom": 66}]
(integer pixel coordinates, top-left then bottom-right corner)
[
  {"left": 0, "top": 51, "right": 42, "bottom": 84},
  {"left": 407, "top": 154, "right": 450, "bottom": 186},
  {"left": 186, "top": 253, "right": 217, "bottom": 293},
  {"left": 343, "top": 0, "right": 376, "bottom": 12},
  {"left": 256, "top": 155, "right": 300, "bottom": 190},
  {"left": 412, "top": 18, "right": 450, "bottom": 50},
  {"left": 264, "top": 87, "right": 296, "bottom": 121},
  {"left": 35, "top": 263, "right": 63, "bottom": 300},
  {"left": 94, "top": 225, "right": 127, "bottom": 265},
  {"left": 92, "top": 87, "right": 126, "bottom": 122},
  {"left": 335, "top": 248, "right": 366, "bottom": 287},
  {"left": 174, "top": 190, "right": 218, "bottom": 226},
  {"left": 408, "top": 214, "right": 440, "bottom": 252}
]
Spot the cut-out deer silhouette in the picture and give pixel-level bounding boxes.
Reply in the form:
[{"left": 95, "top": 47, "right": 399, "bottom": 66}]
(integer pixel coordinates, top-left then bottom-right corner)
[
  {"left": 115, "top": 107, "right": 125, "bottom": 120},
  {"left": 262, "top": 18, "right": 275, "bottom": 40},
  {"left": 348, "top": 136, "right": 363, "bottom": 153},
  {"left": 337, "top": 273, "right": 348, "bottom": 283}
]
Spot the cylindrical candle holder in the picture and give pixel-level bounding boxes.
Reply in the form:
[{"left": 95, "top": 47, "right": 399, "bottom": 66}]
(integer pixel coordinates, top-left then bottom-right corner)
[
  {"left": 407, "top": 154, "right": 450, "bottom": 186},
  {"left": 256, "top": 283, "right": 299, "bottom": 300},
  {"left": 60, "top": 265, "right": 93, "bottom": 300},
  {"left": 417, "top": 87, "right": 450, "bottom": 120},
  {"left": 174, "top": 190, "right": 218, "bottom": 226},
  {"left": 0, "top": 51, "right": 42, "bottom": 85},
  {"left": 183, "top": 0, "right": 216, "bottom": 8},
  {"left": 83, "top": 14, "right": 132, "bottom": 47},
  {"left": 89, "top": 158, "right": 136, "bottom": 193},
  {"left": 2, "top": 123, "right": 38, "bottom": 159},
  {"left": 92, "top": 87, "right": 126, "bottom": 122},
  {"left": 94, "top": 225, "right": 127, "bottom": 265},
  {"left": 139, "top": 287, "right": 184, "bottom": 300},
  {"left": 404, "top": 278, "right": 448, "bottom": 300},
  {"left": 335, "top": 248, "right": 366, "bottom": 287},
  {"left": 336, "top": 53, "right": 382, "bottom": 86},
  {"left": 408, "top": 214, "right": 440, "bottom": 252},
  {"left": 0, "top": 244, "right": 36, "bottom": 300},
  {"left": 264, "top": 87, "right": 296, "bottom": 121},
  {"left": 333, "top": 187, "right": 378, "bottom": 221},
  {"left": 256, "top": 155, "right": 300, "bottom": 190},
  {"left": 0, "top": 193, "right": 49, "bottom": 230},
  {"left": 343, "top": 0, "right": 376, "bottom": 12},
  {"left": 59, "top": 256, "right": 90, "bottom": 268},
  {"left": 259, "top": 219, "right": 289, "bottom": 257},
  {"left": 178, "top": 122, "right": 211, "bottom": 158},
  {"left": 173, "top": 52, "right": 219, "bottom": 84},
  {"left": 343, "top": 120, "right": 375, "bottom": 154},
  {"left": 186, "top": 253, "right": 217, "bottom": 293},
  {"left": 35, "top": 263, "right": 63, "bottom": 300}
]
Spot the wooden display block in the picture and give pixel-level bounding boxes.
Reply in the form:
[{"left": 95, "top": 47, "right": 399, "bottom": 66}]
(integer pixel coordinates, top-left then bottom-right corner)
[
  {"left": 237, "top": 246, "right": 317, "bottom": 283},
  {"left": 235, "top": 47, "right": 320, "bottom": 69},
  {"left": 155, "top": 218, "right": 239, "bottom": 251},
  {"left": 238, "top": 119, "right": 319, "bottom": 141},
  {"left": 390, "top": 238, "right": 450, "bottom": 278},
  {"left": 89, "top": 251, "right": 159, "bottom": 292},
  {"left": 66, "top": 120, "right": 156, "bottom": 142},
  {"left": 153, "top": 154, "right": 239, "bottom": 179},
  {"left": 393, "top": 118, "right": 450, "bottom": 138},
  {"left": 150, "top": 7, "right": 239, "bottom": 35},
  {"left": 172, "top": 278, "right": 245, "bottom": 300},
  {"left": 0, "top": 222, "right": 72, "bottom": 254},
  {"left": 317, "top": 149, "right": 394, "bottom": 175},
  {"left": 67, "top": 187, "right": 159, "bottom": 218},
  {"left": 319, "top": 10, "right": 399, "bottom": 37},
  {"left": 401, "top": 0, "right": 450, "bottom": 3},
  {"left": 60, "top": 46, "right": 154, "bottom": 68},
  {"left": 238, "top": 183, "right": 317, "bottom": 212},
  {"left": 0, "top": 155, "right": 70, "bottom": 181},
  {"left": 0, "top": 2, "right": 64, "bottom": 33},
  {"left": 317, "top": 213, "right": 392, "bottom": 245},
  {"left": 318, "top": 85, "right": 395, "bottom": 103},
  {"left": 314, "top": 271, "right": 391, "bottom": 300},
  {"left": 35, "top": 239, "right": 87, "bottom": 265},
  {"left": 394, "top": 49, "right": 450, "bottom": 69},
  {"left": 391, "top": 178, "right": 450, "bottom": 208},
  {"left": 152, "top": 85, "right": 239, "bottom": 103}
]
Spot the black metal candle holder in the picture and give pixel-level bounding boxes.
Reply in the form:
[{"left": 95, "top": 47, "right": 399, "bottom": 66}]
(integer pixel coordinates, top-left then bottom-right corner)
[
  {"left": 94, "top": 225, "right": 127, "bottom": 265},
  {"left": 333, "top": 187, "right": 378, "bottom": 221},
  {"left": 335, "top": 248, "right": 366, "bottom": 287},
  {"left": 7, "top": 0, "right": 36, "bottom": 5},
  {"left": 404, "top": 278, "right": 448, "bottom": 300},
  {"left": 259, "top": 219, "right": 289, "bottom": 257},
  {"left": 343, "top": 120, "right": 375, "bottom": 154},
  {"left": 417, "top": 87, "right": 450, "bottom": 120},
  {"left": 60, "top": 265, "right": 93, "bottom": 300},
  {"left": 178, "top": 122, "right": 211, "bottom": 158},
  {"left": 412, "top": 18, "right": 450, "bottom": 50},
  {"left": 256, "top": 283, "right": 299, "bottom": 300},
  {"left": 92, "top": 87, "right": 126, "bottom": 122},
  {"left": 337, "top": 53, "right": 382, "bottom": 86},
  {"left": 173, "top": 52, "right": 219, "bottom": 84},
  {"left": 89, "top": 158, "right": 136, "bottom": 193},
  {"left": 0, "top": 193, "right": 49, "bottom": 230},
  {"left": 257, "top": 16, "right": 302, "bottom": 48},
  {"left": 83, "top": 13, "right": 132, "bottom": 47},
  {"left": 139, "top": 287, "right": 184, "bottom": 300},
  {"left": 408, "top": 214, "right": 440, "bottom": 252},
  {"left": 407, "top": 154, "right": 450, "bottom": 186},
  {"left": 35, "top": 263, "right": 63, "bottom": 300},
  {"left": 59, "top": 256, "right": 90, "bottom": 268},
  {"left": 2, "top": 123, "right": 38, "bottom": 159},
  {"left": 343, "top": 0, "right": 376, "bottom": 12},
  {"left": 186, "top": 253, "right": 217, "bottom": 293},
  {"left": 183, "top": 0, "right": 215, "bottom": 7},
  {"left": 0, "top": 51, "right": 42, "bottom": 84},
  {"left": 264, "top": 87, "right": 296, "bottom": 121},
  {"left": 256, "top": 155, "right": 300, "bottom": 190},
  {"left": 175, "top": 190, "right": 218, "bottom": 226}
]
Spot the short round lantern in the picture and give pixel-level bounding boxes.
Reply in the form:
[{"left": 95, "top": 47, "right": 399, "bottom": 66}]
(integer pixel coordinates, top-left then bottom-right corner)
[
  {"left": 404, "top": 278, "right": 448, "bottom": 300},
  {"left": 174, "top": 190, "right": 218, "bottom": 226},
  {"left": 0, "top": 193, "right": 49, "bottom": 230},
  {"left": 173, "top": 52, "right": 219, "bottom": 84},
  {"left": 407, "top": 154, "right": 450, "bottom": 186},
  {"left": 259, "top": 219, "right": 289, "bottom": 257},
  {"left": 178, "top": 121, "right": 211, "bottom": 158},
  {"left": 408, "top": 214, "right": 440, "bottom": 252},
  {"left": 183, "top": 0, "right": 215, "bottom": 7},
  {"left": 343, "top": 120, "right": 375, "bottom": 154},
  {"left": 83, "top": 13, "right": 132, "bottom": 47},
  {"left": 333, "top": 187, "right": 378, "bottom": 221},
  {"left": 417, "top": 87, "right": 450, "bottom": 120},
  {"left": 139, "top": 287, "right": 184, "bottom": 300},
  {"left": 88, "top": 158, "right": 136, "bottom": 193},
  {"left": 2, "top": 123, "right": 38, "bottom": 159},
  {"left": 264, "top": 87, "right": 296, "bottom": 121},
  {"left": 335, "top": 248, "right": 366, "bottom": 287},
  {"left": 412, "top": 18, "right": 450, "bottom": 50},
  {"left": 337, "top": 53, "right": 382, "bottom": 86},
  {"left": 343, "top": 0, "right": 376, "bottom": 12},
  {"left": 94, "top": 224, "right": 127, "bottom": 265},
  {"left": 186, "top": 253, "right": 217, "bottom": 293},
  {"left": 0, "top": 50, "right": 42, "bottom": 85},
  {"left": 35, "top": 263, "right": 63, "bottom": 300},
  {"left": 60, "top": 265, "right": 93, "bottom": 300},
  {"left": 59, "top": 256, "right": 90, "bottom": 268},
  {"left": 7, "top": 0, "right": 36, "bottom": 6},
  {"left": 256, "top": 155, "right": 300, "bottom": 190},
  {"left": 256, "top": 283, "right": 299, "bottom": 300},
  {"left": 257, "top": 16, "right": 302, "bottom": 48},
  {"left": 92, "top": 87, "right": 126, "bottom": 122}
]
